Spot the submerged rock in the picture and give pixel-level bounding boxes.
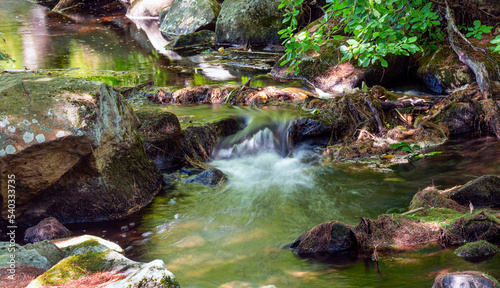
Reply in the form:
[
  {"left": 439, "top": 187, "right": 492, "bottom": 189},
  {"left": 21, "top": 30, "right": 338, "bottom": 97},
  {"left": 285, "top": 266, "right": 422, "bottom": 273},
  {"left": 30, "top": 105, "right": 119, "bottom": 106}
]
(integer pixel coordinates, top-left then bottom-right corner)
[
  {"left": 215, "top": 0, "right": 289, "bottom": 47},
  {"left": 271, "top": 38, "right": 408, "bottom": 93},
  {"left": 27, "top": 235, "right": 179, "bottom": 288},
  {"left": 290, "top": 221, "right": 357, "bottom": 255},
  {"left": 454, "top": 240, "right": 500, "bottom": 260},
  {"left": 432, "top": 271, "right": 500, "bottom": 288},
  {"left": 24, "top": 217, "right": 71, "bottom": 244},
  {"left": 186, "top": 168, "right": 227, "bottom": 187},
  {"left": 0, "top": 74, "right": 162, "bottom": 227},
  {"left": 136, "top": 109, "right": 184, "bottom": 172},
  {"left": 160, "top": 0, "right": 221, "bottom": 40},
  {"left": 169, "top": 30, "right": 216, "bottom": 55},
  {"left": 445, "top": 175, "right": 500, "bottom": 208}
]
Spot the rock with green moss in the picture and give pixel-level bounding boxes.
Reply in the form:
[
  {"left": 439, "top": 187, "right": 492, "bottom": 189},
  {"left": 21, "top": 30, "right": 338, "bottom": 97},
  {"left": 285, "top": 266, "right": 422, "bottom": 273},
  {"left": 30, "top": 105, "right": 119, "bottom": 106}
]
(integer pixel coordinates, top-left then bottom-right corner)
[
  {"left": 128, "top": 0, "right": 174, "bottom": 17},
  {"left": 445, "top": 175, "right": 500, "bottom": 208},
  {"left": 27, "top": 235, "right": 179, "bottom": 288},
  {"left": 23, "top": 240, "right": 66, "bottom": 267},
  {"left": 271, "top": 37, "right": 409, "bottom": 93},
  {"left": 215, "top": 0, "right": 291, "bottom": 47},
  {"left": 0, "top": 242, "right": 50, "bottom": 270},
  {"left": 432, "top": 271, "right": 500, "bottom": 288},
  {"left": 186, "top": 168, "right": 227, "bottom": 187},
  {"left": 169, "top": 30, "right": 216, "bottom": 55},
  {"left": 441, "top": 211, "right": 500, "bottom": 246},
  {"left": 417, "top": 45, "right": 474, "bottom": 94},
  {"left": 160, "top": 0, "right": 220, "bottom": 40},
  {"left": 454, "top": 240, "right": 500, "bottom": 259},
  {"left": 290, "top": 221, "right": 357, "bottom": 255},
  {"left": 136, "top": 109, "right": 184, "bottom": 172},
  {"left": 409, "top": 187, "right": 466, "bottom": 212},
  {"left": 0, "top": 74, "right": 162, "bottom": 227}
]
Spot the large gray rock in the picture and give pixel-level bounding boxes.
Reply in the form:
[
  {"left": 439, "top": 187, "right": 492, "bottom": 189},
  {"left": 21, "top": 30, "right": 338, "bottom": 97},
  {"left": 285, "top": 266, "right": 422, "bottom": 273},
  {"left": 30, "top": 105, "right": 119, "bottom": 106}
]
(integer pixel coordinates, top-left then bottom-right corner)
[
  {"left": 0, "top": 74, "right": 162, "bottom": 227},
  {"left": 0, "top": 242, "right": 50, "bottom": 270},
  {"left": 23, "top": 240, "right": 66, "bottom": 267},
  {"left": 160, "top": 0, "right": 221, "bottom": 40},
  {"left": 215, "top": 0, "right": 288, "bottom": 47},
  {"left": 27, "top": 235, "right": 179, "bottom": 288},
  {"left": 24, "top": 217, "right": 71, "bottom": 243},
  {"left": 432, "top": 271, "right": 500, "bottom": 288}
]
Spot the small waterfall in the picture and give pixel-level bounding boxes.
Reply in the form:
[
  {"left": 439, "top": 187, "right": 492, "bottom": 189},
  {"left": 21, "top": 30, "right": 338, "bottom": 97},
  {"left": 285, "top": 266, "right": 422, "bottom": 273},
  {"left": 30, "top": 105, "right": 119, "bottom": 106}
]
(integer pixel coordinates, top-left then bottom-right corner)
[{"left": 212, "top": 109, "right": 294, "bottom": 159}]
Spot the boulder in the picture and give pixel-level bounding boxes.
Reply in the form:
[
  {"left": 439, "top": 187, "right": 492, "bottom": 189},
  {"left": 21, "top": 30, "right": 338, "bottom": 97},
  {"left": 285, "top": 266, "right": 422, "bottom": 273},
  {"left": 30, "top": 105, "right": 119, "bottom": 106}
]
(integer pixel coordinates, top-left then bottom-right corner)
[
  {"left": 127, "top": 0, "right": 174, "bottom": 17},
  {"left": 186, "top": 168, "right": 227, "bottom": 187},
  {"left": 409, "top": 187, "right": 466, "bottom": 212},
  {"left": 417, "top": 45, "right": 474, "bottom": 94},
  {"left": 440, "top": 102, "right": 480, "bottom": 137},
  {"left": 289, "top": 117, "right": 333, "bottom": 144},
  {"left": 136, "top": 109, "right": 184, "bottom": 172},
  {"left": 432, "top": 271, "right": 500, "bottom": 288},
  {"left": 271, "top": 38, "right": 409, "bottom": 93},
  {"left": 181, "top": 118, "right": 241, "bottom": 162},
  {"left": 215, "top": 0, "right": 289, "bottom": 47},
  {"left": 454, "top": 240, "right": 500, "bottom": 260},
  {"left": 23, "top": 240, "right": 66, "bottom": 267},
  {"left": 0, "top": 242, "right": 50, "bottom": 270},
  {"left": 27, "top": 236, "right": 179, "bottom": 288},
  {"left": 24, "top": 217, "right": 71, "bottom": 243},
  {"left": 445, "top": 175, "right": 500, "bottom": 208},
  {"left": 169, "top": 30, "right": 216, "bottom": 55},
  {"left": 0, "top": 74, "right": 162, "bottom": 227},
  {"left": 160, "top": 0, "right": 221, "bottom": 40},
  {"left": 290, "top": 221, "right": 357, "bottom": 255},
  {"left": 440, "top": 211, "right": 500, "bottom": 246}
]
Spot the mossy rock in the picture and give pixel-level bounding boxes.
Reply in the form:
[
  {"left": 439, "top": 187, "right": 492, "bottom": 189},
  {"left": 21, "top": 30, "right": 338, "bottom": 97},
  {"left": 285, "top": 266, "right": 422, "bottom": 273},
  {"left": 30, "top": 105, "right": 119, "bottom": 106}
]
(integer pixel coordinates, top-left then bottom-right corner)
[
  {"left": 215, "top": 0, "right": 291, "bottom": 47},
  {"left": 409, "top": 187, "right": 466, "bottom": 212},
  {"left": 0, "top": 74, "right": 162, "bottom": 227},
  {"left": 23, "top": 240, "right": 66, "bottom": 267},
  {"left": 290, "top": 221, "right": 357, "bottom": 255},
  {"left": 169, "top": 30, "right": 216, "bottom": 55},
  {"left": 441, "top": 211, "right": 500, "bottom": 246},
  {"left": 417, "top": 45, "right": 474, "bottom": 94},
  {"left": 160, "top": 0, "right": 220, "bottom": 40},
  {"left": 136, "top": 109, "right": 184, "bottom": 172},
  {"left": 454, "top": 240, "right": 500, "bottom": 259},
  {"left": 446, "top": 175, "right": 500, "bottom": 208}
]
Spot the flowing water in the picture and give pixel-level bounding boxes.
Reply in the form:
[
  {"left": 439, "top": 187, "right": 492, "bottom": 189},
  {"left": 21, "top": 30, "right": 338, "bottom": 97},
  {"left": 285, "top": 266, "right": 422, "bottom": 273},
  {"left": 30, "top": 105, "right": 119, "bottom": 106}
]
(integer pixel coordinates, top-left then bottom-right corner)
[{"left": 2, "top": 1, "right": 500, "bottom": 288}]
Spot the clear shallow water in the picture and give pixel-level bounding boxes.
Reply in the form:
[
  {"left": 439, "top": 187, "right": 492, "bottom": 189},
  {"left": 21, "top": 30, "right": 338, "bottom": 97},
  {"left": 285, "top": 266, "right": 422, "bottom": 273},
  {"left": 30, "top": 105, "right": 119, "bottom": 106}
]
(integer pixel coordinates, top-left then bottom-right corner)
[{"left": 0, "top": 0, "right": 283, "bottom": 87}]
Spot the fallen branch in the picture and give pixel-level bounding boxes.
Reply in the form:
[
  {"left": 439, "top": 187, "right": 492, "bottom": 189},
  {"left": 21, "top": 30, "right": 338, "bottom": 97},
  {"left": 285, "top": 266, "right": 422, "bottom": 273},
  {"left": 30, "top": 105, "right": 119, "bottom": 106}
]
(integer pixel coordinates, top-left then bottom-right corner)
[
  {"left": 380, "top": 99, "right": 433, "bottom": 110},
  {"left": 401, "top": 207, "right": 425, "bottom": 216}
]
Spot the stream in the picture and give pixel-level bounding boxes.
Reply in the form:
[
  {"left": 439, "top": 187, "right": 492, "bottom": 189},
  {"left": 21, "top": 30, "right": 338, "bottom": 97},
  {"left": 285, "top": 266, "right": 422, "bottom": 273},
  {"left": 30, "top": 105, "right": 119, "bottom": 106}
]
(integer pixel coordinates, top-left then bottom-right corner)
[{"left": 2, "top": 1, "right": 500, "bottom": 288}]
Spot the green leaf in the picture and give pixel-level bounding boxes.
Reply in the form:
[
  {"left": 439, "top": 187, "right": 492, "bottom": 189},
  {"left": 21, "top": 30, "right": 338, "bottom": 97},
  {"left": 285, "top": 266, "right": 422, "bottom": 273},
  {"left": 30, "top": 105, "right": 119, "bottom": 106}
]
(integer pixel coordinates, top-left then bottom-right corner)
[
  {"left": 346, "top": 39, "right": 359, "bottom": 45},
  {"left": 379, "top": 58, "right": 388, "bottom": 67}
]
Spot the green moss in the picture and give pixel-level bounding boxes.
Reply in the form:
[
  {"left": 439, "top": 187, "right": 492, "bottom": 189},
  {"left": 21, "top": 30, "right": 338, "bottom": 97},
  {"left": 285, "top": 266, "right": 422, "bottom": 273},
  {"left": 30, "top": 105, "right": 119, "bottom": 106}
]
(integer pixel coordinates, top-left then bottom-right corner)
[
  {"left": 403, "top": 207, "right": 463, "bottom": 227},
  {"left": 69, "top": 239, "right": 101, "bottom": 254},
  {"left": 454, "top": 240, "right": 500, "bottom": 258},
  {"left": 160, "top": 275, "right": 181, "bottom": 288},
  {"left": 37, "top": 251, "right": 110, "bottom": 285}
]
